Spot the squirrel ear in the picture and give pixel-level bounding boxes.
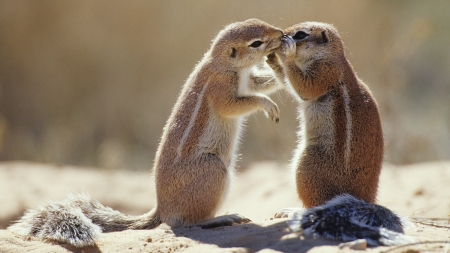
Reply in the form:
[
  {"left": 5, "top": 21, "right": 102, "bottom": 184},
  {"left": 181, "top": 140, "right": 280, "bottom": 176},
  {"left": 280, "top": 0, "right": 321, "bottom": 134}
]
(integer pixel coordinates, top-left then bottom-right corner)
[
  {"left": 318, "top": 30, "right": 329, "bottom": 44},
  {"left": 230, "top": 47, "right": 237, "bottom": 58}
]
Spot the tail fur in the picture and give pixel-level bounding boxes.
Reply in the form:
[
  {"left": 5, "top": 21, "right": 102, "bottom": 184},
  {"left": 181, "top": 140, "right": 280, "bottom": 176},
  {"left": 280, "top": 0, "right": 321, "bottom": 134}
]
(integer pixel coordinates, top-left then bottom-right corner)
[
  {"left": 8, "top": 193, "right": 160, "bottom": 247},
  {"left": 288, "top": 194, "right": 415, "bottom": 246}
]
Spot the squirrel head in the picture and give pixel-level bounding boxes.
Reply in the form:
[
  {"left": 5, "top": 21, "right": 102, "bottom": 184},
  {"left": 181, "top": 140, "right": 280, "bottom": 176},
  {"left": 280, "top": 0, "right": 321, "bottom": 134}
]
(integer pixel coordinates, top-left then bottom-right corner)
[
  {"left": 210, "top": 19, "right": 283, "bottom": 69},
  {"left": 284, "top": 22, "right": 345, "bottom": 65}
]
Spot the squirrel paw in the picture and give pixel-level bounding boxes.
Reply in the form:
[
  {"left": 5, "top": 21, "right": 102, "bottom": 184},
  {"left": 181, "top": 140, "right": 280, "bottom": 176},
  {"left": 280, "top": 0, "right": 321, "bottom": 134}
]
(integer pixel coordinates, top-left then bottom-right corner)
[
  {"left": 281, "top": 35, "right": 296, "bottom": 58},
  {"left": 274, "top": 207, "right": 305, "bottom": 219},
  {"left": 199, "top": 213, "right": 251, "bottom": 229},
  {"left": 266, "top": 53, "right": 279, "bottom": 69},
  {"left": 259, "top": 96, "right": 280, "bottom": 123}
]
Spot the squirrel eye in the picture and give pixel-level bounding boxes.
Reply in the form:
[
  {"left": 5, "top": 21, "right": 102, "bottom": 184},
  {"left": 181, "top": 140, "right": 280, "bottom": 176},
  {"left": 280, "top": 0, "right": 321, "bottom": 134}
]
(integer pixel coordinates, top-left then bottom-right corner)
[
  {"left": 292, "top": 31, "right": 309, "bottom": 40},
  {"left": 249, "top": 40, "right": 263, "bottom": 48}
]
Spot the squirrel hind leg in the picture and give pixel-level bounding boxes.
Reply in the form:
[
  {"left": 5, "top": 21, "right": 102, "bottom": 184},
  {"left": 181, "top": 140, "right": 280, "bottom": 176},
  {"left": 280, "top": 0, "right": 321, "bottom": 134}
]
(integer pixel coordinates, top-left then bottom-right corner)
[
  {"left": 8, "top": 201, "right": 101, "bottom": 248},
  {"left": 197, "top": 213, "right": 251, "bottom": 229}
]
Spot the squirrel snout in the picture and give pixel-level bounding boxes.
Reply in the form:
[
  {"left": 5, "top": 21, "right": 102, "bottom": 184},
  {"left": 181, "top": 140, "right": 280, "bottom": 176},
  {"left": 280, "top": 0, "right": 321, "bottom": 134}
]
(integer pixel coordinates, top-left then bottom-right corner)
[{"left": 277, "top": 30, "right": 284, "bottom": 38}]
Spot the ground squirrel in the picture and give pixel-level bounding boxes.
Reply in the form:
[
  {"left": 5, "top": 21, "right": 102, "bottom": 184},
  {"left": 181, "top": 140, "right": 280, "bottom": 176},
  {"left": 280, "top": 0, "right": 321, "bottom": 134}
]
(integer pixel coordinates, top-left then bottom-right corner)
[
  {"left": 267, "top": 22, "right": 413, "bottom": 245},
  {"left": 270, "top": 22, "right": 384, "bottom": 207},
  {"left": 8, "top": 18, "right": 284, "bottom": 247}
]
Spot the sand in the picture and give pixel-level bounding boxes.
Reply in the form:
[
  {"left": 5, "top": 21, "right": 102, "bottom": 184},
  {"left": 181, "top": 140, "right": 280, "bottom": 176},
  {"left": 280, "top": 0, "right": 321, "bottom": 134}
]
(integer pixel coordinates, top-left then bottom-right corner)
[{"left": 0, "top": 161, "right": 449, "bottom": 252}]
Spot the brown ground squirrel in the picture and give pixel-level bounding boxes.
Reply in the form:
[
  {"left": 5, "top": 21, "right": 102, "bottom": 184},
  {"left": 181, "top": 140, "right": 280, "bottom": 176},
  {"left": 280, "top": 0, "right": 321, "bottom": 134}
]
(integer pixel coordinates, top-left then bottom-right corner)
[
  {"left": 8, "top": 18, "right": 284, "bottom": 247},
  {"left": 268, "top": 22, "right": 383, "bottom": 208},
  {"left": 267, "top": 22, "right": 412, "bottom": 246}
]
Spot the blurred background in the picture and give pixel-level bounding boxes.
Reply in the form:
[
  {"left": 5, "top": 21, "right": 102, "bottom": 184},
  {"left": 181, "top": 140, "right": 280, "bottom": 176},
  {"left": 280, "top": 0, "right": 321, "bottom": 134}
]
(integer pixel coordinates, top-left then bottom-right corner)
[{"left": 0, "top": 0, "right": 449, "bottom": 171}]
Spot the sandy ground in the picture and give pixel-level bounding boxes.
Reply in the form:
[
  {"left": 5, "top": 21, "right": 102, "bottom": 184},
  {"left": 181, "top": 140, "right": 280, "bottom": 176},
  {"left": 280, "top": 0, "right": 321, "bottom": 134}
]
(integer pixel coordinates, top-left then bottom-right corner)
[{"left": 0, "top": 161, "right": 449, "bottom": 252}]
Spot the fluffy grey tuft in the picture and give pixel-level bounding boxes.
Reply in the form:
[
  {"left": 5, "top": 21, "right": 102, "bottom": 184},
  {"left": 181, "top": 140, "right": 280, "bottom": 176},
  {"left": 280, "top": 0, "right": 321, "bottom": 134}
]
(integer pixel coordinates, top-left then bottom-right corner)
[
  {"left": 8, "top": 193, "right": 101, "bottom": 247},
  {"left": 8, "top": 193, "right": 160, "bottom": 247}
]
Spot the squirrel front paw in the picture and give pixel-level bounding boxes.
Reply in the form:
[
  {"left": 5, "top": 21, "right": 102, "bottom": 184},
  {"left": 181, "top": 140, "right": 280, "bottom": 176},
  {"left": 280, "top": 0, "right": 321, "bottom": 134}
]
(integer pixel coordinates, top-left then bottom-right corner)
[
  {"left": 267, "top": 35, "right": 296, "bottom": 64},
  {"left": 259, "top": 96, "right": 279, "bottom": 123},
  {"left": 266, "top": 52, "right": 281, "bottom": 70},
  {"left": 281, "top": 35, "right": 296, "bottom": 58},
  {"left": 266, "top": 52, "right": 277, "bottom": 64}
]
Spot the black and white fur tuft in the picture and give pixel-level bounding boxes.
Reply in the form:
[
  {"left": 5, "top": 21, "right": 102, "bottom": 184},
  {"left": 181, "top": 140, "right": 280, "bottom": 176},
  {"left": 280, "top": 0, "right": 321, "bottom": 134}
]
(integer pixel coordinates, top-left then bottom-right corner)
[{"left": 288, "top": 194, "right": 415, "bottom": 246}]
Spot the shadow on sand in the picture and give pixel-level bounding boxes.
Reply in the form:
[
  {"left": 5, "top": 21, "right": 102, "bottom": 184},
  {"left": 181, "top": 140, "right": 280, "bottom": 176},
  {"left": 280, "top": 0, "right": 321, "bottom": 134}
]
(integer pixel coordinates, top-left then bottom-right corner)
[{"left": 171, "top": 219, "right": 339, "bottom": 253}]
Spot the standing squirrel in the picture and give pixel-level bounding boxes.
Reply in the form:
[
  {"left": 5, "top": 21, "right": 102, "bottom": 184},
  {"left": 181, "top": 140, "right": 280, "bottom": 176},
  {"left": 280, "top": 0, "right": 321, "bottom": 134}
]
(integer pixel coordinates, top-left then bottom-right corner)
[
  {"left": 8, "top": 19, "right": 284, "bottom": 247},
  {"left": 267, "top": 22, "right": 413, "bottom": 246}
]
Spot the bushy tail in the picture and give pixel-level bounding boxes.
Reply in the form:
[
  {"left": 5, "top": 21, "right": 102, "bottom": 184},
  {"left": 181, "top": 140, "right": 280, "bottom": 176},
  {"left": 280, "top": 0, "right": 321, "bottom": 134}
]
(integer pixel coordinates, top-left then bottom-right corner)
[
  {"left": 8, "top": 193, "right": 160, "bottom": 247},
  {"left": 288, "top": 194, "right": 415, "bottom": 246}
]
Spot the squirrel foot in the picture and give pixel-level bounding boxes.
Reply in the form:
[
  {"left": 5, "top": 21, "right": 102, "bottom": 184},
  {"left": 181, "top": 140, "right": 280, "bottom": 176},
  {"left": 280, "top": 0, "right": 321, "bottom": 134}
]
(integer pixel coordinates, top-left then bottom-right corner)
[
  {"left": 274, "top": 207, "right": 305, "bottom": 219},
  {"left": 198, "top": 214, "right": 251, "bottom": 229}
]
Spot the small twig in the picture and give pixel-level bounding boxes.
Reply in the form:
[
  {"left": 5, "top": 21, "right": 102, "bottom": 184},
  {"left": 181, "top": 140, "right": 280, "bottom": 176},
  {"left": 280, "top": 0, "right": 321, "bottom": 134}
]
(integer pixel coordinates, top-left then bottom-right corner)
[
  {"left": 413, "top": 217, "right": 450, "bottom": 221},
  {"left": 412, "top": 217, "right": 450, "bottom": 229},
  {"left": 415, "top": 221, "right": 450, "bottom": 229},
  {"left": 382, "top": 241, "right": 450, "bottom": 253}
]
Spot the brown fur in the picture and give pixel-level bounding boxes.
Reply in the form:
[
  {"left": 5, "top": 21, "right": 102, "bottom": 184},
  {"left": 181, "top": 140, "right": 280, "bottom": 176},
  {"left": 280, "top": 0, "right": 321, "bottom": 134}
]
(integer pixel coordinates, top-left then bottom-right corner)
[
  {"left": 153, "top": 18, "right": 283, "bottom": 227},
  {"left": 268, "top": 22, "right": 383, "bottom": 208}
]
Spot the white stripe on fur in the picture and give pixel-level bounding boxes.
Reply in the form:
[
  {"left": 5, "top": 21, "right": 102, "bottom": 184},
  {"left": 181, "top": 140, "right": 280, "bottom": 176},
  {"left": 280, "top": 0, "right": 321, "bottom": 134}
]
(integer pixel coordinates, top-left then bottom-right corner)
[
  {"left": 177, "top": 82, "right": 209, "bottom": 159},
  {"left": 342, "top": 84, "right": 352, "bottom": 166}
]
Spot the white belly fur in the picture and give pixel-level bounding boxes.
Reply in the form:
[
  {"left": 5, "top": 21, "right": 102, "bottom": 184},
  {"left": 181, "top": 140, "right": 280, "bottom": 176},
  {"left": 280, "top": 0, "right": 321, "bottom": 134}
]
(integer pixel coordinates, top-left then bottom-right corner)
[{"left": 291, "top": 95, "right": 335, "bottom": 172}]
